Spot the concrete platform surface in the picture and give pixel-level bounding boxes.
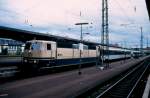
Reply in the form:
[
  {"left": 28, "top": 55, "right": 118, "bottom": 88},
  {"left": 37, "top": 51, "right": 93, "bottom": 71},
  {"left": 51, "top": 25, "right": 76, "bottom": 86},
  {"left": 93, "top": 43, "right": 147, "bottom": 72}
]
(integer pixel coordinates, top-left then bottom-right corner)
[
  {"left": 142, "top": 75, "right": 150, "bottom": 98},
  {"left": 0, "top": 57, "right": 148, "bottom": 98}
]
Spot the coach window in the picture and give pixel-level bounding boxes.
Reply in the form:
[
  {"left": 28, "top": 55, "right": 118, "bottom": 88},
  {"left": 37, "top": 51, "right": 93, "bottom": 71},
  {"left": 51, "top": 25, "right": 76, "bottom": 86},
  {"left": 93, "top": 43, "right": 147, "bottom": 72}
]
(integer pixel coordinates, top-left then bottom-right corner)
[{"left": 47, "top": 44, "right": 51, "bottom": 50}]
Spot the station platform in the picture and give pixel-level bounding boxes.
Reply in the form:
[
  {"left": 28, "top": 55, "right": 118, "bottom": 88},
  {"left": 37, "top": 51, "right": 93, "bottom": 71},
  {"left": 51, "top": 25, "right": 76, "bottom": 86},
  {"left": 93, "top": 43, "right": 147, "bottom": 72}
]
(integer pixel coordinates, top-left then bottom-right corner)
[
  {"left": 143, "top": 75, "right": 150, "bottom": 98},
  {"left": 0, "top": 57, "right": 149, "bottom": 98}
]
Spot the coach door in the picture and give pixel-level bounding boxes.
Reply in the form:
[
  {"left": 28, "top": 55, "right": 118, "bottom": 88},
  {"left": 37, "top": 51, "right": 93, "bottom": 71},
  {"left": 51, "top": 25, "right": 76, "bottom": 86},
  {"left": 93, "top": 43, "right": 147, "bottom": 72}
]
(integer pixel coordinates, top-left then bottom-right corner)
[
  {"left": 51, "top": 42, "right": 56, "bottom": 59},
  {"left": 96, "top": 46, "right": 100, "bottom": 58}
]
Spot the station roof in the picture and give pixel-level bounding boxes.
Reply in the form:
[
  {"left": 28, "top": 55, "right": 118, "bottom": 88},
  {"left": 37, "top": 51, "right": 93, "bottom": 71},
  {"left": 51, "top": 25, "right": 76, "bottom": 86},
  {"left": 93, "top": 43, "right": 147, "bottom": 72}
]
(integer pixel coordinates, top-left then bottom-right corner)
[
  {"left": 0, "top": 26, "right": 99, "bottom": 46},
  {"left": 146, "top": 0, "right": 150, "bottom": 19},
  {"left": 0, "top": 26, "right": 133, "bottom": 49}
]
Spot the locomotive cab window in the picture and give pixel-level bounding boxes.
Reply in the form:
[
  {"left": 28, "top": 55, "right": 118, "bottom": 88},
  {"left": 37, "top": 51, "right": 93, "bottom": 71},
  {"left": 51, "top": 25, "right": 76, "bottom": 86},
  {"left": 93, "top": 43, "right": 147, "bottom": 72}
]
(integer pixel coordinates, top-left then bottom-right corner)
[{"left": 47, "top": 44, "right": 51, "bottom": 50}]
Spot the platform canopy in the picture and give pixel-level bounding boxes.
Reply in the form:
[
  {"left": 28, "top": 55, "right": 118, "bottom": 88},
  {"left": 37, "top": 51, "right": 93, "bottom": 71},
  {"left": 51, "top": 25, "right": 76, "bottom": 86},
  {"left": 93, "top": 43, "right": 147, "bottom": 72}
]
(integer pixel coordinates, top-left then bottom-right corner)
[
  {"left": 0, "top": 26, "right": 99, "bottom": 49},
  {"left": 0, "top": 26, "right": 81, "bottom": 43},
  {"left": 146, "top": 0, "right": 150, "bottom": 20}
]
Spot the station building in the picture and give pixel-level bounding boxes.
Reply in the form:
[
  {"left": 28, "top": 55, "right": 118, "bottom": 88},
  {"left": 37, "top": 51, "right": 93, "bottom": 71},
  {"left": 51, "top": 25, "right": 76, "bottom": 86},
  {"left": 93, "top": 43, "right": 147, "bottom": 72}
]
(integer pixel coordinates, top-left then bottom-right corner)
[{"left": 0, "top": 38, "right": 24, "bottom": 56}]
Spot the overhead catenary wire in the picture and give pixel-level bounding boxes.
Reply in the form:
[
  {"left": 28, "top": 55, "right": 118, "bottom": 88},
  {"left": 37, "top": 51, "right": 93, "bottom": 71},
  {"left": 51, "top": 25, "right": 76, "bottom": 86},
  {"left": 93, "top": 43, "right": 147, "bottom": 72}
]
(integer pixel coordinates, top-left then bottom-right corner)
[
  {"left": 108, "top": 0, "right": 145, "bottom": 46},
  {"left": 112, "top": 0, "right": 135, "bottom": 24}
]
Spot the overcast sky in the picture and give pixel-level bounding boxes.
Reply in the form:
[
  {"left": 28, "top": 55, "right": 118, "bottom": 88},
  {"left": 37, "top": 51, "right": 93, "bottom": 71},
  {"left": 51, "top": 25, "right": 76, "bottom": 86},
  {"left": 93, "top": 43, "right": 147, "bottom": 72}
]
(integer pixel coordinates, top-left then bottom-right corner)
[{"left": 0, "top": 0, "right": 149, "bottom": 48}]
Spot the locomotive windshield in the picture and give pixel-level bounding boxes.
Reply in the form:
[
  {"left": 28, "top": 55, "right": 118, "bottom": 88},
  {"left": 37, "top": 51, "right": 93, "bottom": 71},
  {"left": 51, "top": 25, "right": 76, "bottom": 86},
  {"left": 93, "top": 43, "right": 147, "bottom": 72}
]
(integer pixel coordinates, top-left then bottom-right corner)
[{"left": 25, "top": 42, "right": 41, "bottom": 50}]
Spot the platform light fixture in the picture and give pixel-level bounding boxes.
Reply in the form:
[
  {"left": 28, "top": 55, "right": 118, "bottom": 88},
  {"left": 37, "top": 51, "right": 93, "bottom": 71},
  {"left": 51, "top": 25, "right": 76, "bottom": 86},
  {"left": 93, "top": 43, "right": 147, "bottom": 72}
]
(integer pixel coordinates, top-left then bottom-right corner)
[{"left": 75, "top": 22, "right": 89, "bottom": 75}]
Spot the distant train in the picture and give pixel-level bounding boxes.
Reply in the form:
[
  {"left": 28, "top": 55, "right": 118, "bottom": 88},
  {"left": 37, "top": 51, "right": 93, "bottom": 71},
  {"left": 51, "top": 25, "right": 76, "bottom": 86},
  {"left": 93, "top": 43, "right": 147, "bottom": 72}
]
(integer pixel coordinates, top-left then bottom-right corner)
[
  {"left": 131, "top": 50, "right": 141, "bottom": 58},
  {"left": 23, "top": 40, "right": 139, "bottom": 70}
]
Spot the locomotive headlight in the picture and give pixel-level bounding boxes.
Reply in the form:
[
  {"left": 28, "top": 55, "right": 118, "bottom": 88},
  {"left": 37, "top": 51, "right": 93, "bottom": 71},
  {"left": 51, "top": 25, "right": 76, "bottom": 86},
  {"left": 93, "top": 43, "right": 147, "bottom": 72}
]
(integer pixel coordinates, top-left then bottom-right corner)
[
  {"left": 24, "top": 59, "right": 27, "bottom": 62},
  {"left": 33, "top": 60, "right": 37, "bottom": 63}
]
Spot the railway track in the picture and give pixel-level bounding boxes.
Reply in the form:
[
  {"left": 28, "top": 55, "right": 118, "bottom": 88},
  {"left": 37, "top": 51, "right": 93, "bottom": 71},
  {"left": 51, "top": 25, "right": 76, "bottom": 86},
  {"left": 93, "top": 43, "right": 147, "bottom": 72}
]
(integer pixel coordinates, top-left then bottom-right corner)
[
  {"left": 0, "top": 66, "right": 19, "bottom": 78},
  {"left": 77, "top": 58, "right": 150, "bottom": 98},
  {"left": 96, "top": 60, "right": 149, "bottom": 98},
  {"left": 96, "top": 61, "right": 149, "bottom": 98}
]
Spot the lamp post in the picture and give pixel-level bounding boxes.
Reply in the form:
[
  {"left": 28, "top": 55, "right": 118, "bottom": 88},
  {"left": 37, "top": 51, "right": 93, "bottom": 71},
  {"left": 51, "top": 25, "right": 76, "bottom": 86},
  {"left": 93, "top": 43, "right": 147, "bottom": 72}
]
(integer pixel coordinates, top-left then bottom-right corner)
[{"left": 75, "top": 22, "right": 88, "bottom": 75}]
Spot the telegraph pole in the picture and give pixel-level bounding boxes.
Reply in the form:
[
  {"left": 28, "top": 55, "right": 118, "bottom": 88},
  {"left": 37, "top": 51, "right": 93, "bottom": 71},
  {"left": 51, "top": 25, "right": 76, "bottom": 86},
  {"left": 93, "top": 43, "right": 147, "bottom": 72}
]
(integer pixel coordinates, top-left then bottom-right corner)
[{"left": 101, "top": 0, "right": 109, "bottom": 68}]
